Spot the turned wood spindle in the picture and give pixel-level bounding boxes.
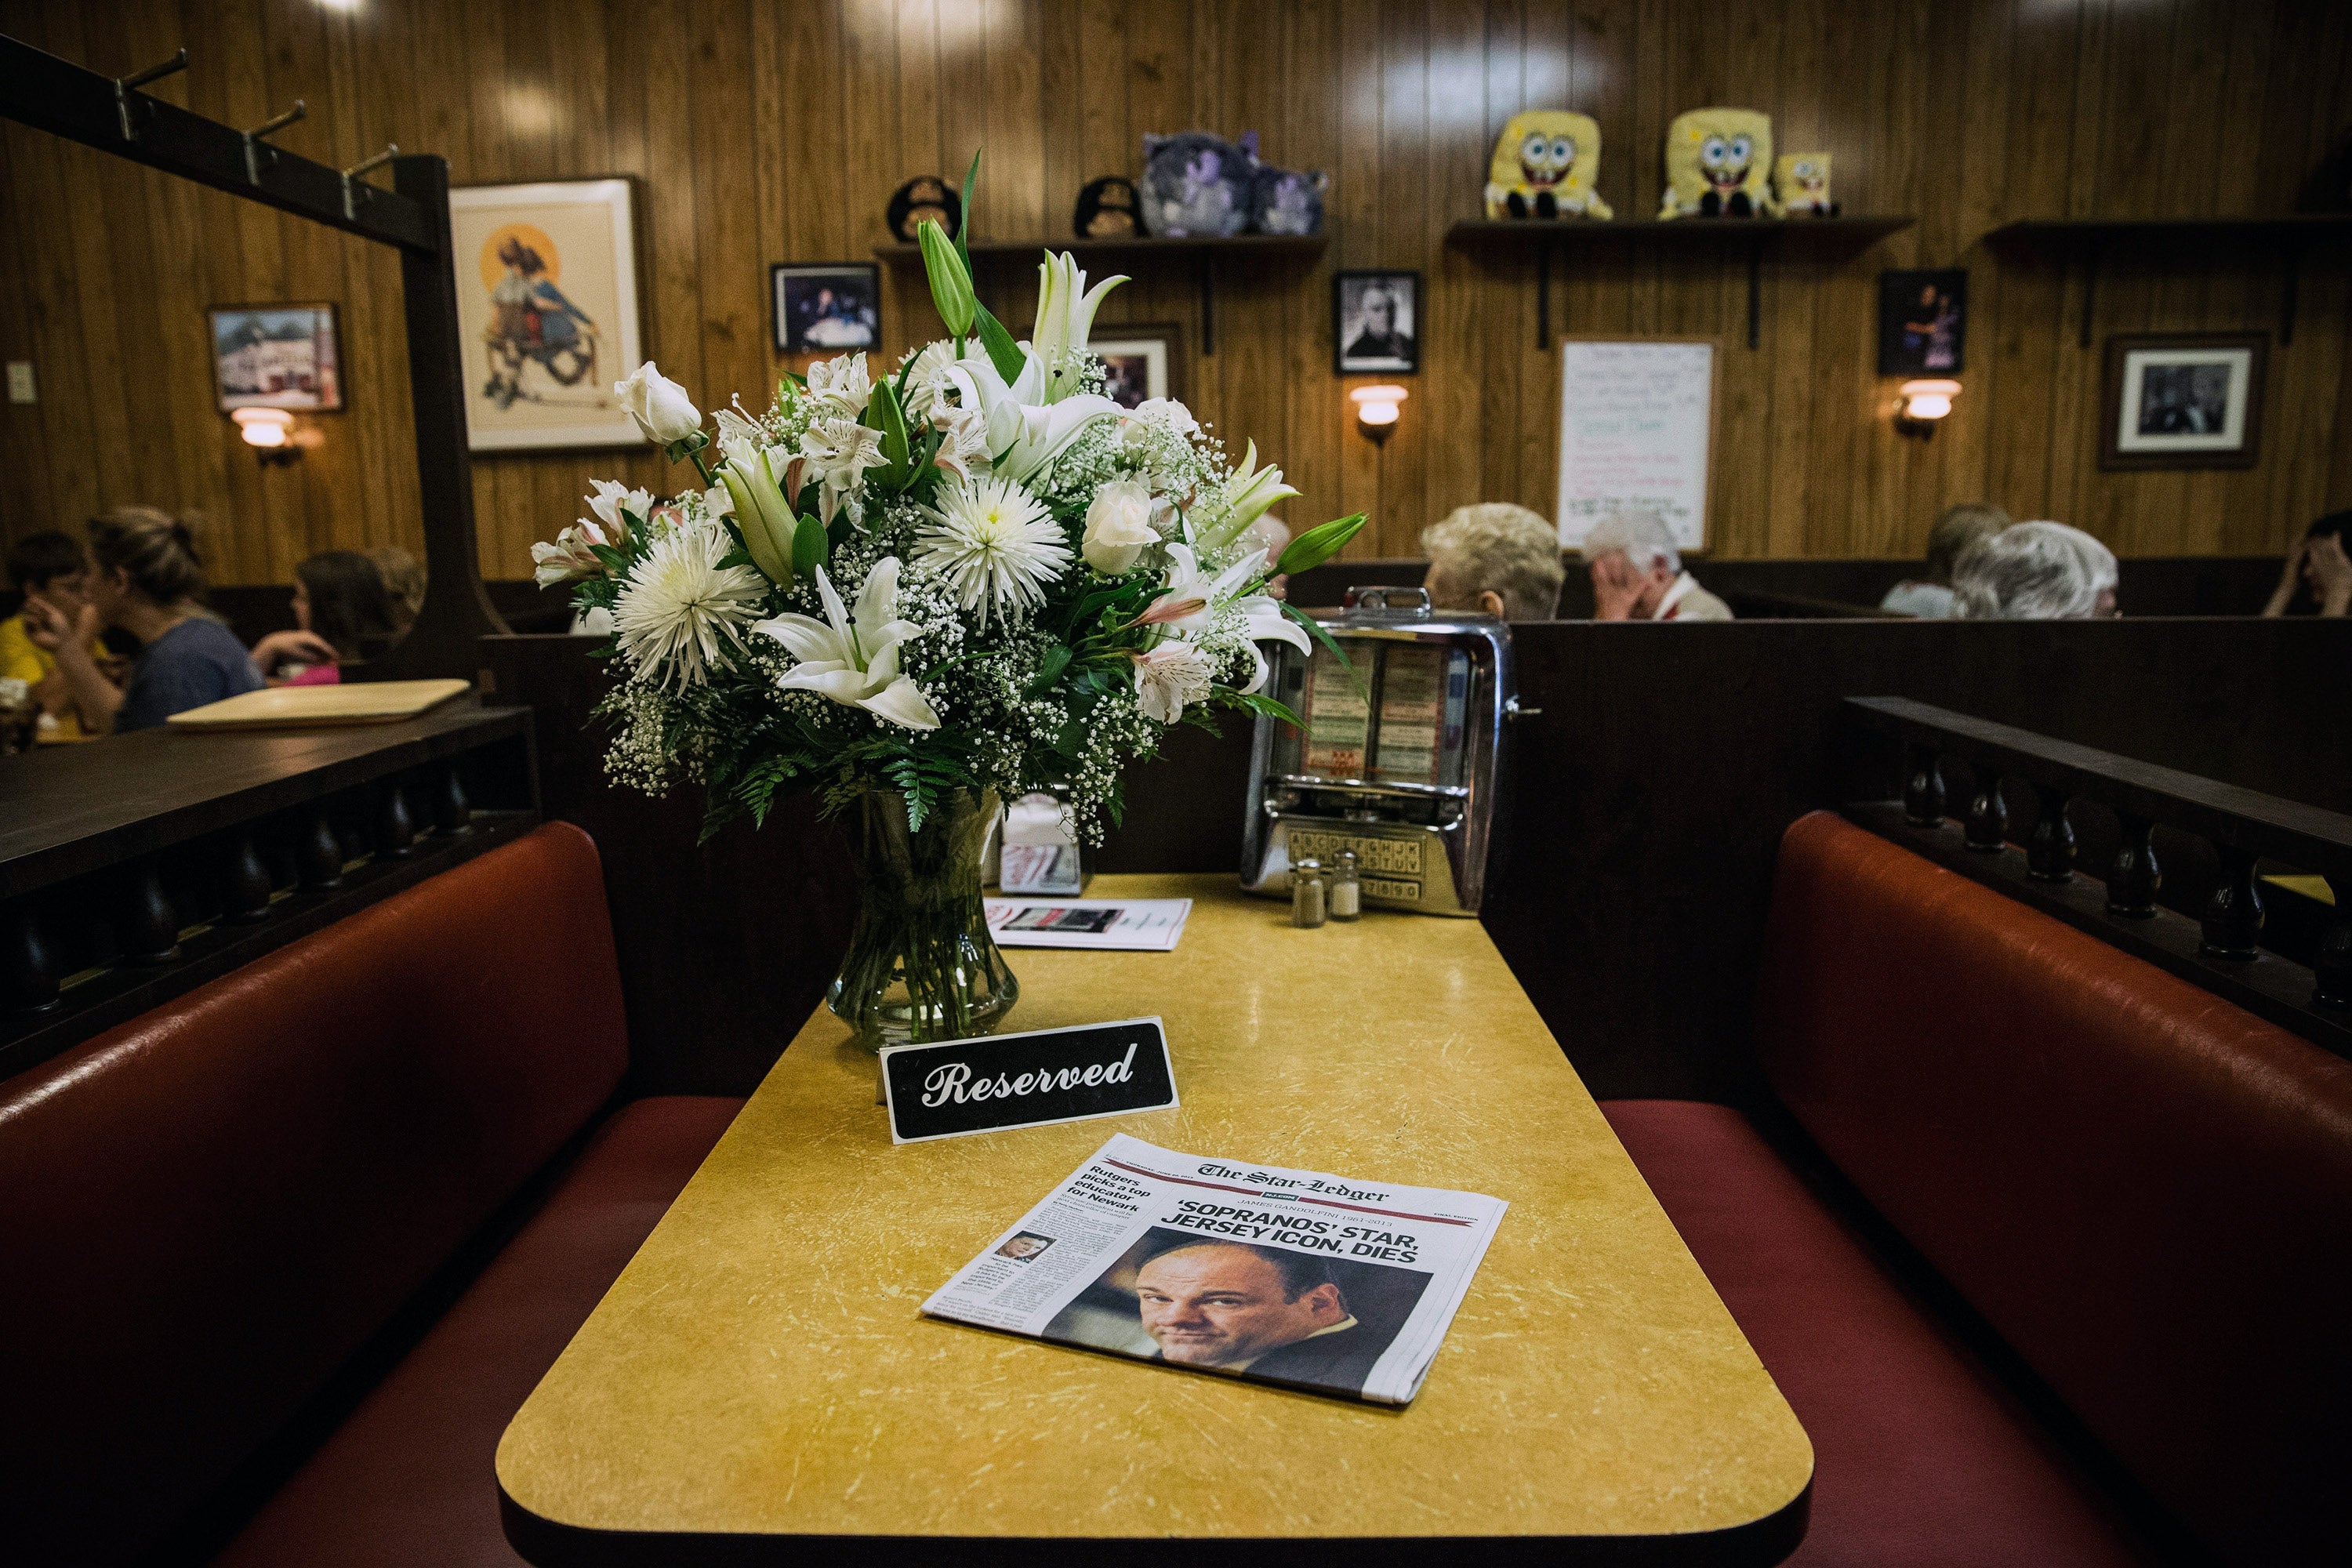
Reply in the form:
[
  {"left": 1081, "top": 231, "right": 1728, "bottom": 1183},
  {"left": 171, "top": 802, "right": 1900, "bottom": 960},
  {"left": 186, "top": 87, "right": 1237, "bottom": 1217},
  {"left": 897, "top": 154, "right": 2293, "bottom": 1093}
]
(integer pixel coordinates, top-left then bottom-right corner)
[
  {"left": 220, "top": 828, "right": 274, "bottom": 923},
  {"left": 1903, "top": 745, "right": 1945, "bottom": 827},
  {"left": 2315, "top": 874, "right": 2350, "bottom": 1011},
  {"left": 375, "top": 778, "right": 417, "bottom": 859},
  {"left": 2107, "top": 813, "right": 2161, "bottom": 918},
  {"left": 2026, "top": 786, "right": 2075, "bottom": 881},
  {"left": 297, "top": 806, "right": 345, "bottom": 891},
  {"left": 431, "top": 764, "right": 473, "bottom": 837},
  {"left": 2198, "top": 846, "right": 2266, "bottom": 960},
  {"left": 2, "top": 902, "right": 64, "bottom": 1013},
  {"left": 119, "top": 859, "right": 181, "bottom": 965},
  {"left": 1963, "top": 764, "right": 2006, "bottom": 852}
]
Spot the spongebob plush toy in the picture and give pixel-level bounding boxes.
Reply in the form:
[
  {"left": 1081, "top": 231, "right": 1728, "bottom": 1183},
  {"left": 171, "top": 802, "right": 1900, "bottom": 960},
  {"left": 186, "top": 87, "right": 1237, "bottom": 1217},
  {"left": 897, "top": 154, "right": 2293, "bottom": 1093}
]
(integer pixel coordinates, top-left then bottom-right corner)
[
  {"left": 1774, "top": 153, "right": 1835, "bottom": 216},
  {"left": 1660, "top": 108, "right": 1777, "bottom": 218},
  {"left": 1484, "top": 111, "right": 1613, "bottom": 220}
]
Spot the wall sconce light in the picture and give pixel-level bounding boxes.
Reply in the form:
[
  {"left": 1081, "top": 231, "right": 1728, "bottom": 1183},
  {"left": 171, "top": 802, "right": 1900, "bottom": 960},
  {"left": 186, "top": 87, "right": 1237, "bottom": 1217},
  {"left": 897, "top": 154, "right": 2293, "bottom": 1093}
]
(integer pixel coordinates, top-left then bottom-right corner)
[
  {"left": 1895, "top": 379, "right": 1961, "bottom": 439},
  {"left": 231, "top": 407, "right": 303, "bottom": 466},
  {"left": 1351, "top": 383, "right": 1408, "bottom": 445}
]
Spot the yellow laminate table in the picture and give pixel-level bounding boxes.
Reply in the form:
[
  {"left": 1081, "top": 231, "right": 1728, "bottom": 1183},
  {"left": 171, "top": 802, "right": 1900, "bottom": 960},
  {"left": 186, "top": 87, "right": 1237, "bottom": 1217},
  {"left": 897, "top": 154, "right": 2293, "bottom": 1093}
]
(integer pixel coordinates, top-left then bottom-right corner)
[{"left": 497, "top": 875, "right": 1813, "bottom": 1565}]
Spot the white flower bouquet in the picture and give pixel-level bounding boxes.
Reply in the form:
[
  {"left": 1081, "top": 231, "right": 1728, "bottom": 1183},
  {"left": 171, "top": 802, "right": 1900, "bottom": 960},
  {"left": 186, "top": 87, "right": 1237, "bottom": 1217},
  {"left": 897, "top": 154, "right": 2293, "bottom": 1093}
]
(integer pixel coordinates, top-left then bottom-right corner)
[{"left": 533, "top": 158, "right": 1363, "bottom": 1046}]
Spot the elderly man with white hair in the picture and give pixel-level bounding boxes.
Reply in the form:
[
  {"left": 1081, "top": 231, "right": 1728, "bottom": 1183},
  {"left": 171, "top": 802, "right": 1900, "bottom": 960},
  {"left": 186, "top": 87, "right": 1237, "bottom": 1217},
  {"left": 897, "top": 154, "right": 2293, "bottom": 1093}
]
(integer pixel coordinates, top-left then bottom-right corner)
[
  {"left": 1951, "top": 521, "right": 2121, "bottom": 620},
  {"left": 1581, "top": 510, "right": 1733, "bottom": 622}
]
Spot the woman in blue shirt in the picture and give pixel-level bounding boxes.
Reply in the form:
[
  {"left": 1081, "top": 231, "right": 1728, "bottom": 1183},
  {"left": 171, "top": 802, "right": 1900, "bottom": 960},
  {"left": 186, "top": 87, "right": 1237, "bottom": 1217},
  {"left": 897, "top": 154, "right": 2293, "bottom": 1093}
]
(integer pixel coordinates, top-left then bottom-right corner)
[{"left": 21, "top": 507, "right": 332, "bottom": 732}]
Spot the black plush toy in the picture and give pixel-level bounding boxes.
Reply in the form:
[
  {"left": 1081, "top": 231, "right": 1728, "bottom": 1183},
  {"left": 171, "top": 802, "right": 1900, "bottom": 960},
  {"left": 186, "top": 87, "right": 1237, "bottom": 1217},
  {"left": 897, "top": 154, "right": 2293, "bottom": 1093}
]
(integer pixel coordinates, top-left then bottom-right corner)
[
  {"left": 1073, "top": 176, "right": 1144, "bottom": 238},
  {"left": 1138, "top": 131, "right": 1257, "bottom": 238},
  {"left": 1249, "top": 164, "right": 1327, "bottom": 235},
  {"left": 886, "top": 176, "right": 963, "bottom": 244}
]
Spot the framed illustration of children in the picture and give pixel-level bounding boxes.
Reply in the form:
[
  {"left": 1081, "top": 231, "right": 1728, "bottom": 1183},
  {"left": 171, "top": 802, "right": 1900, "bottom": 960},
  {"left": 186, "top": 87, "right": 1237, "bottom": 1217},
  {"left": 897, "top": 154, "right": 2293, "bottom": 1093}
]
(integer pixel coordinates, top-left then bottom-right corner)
[
  {"left": 447, "top": 178, "right": 646, "bottom": 452},
  {"left": 209, "top": 304, "right": 343, "bottom": 412},
  {"left": 1877, "top": 269, "right": 1966, "bottom": 376}
]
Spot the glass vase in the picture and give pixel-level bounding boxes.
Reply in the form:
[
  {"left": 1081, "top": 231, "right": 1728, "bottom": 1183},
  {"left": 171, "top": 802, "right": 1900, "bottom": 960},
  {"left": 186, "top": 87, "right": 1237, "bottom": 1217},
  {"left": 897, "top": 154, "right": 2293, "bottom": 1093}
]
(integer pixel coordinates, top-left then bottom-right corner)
[{"left": 827, "top": 786, "right": 1018, "bottom": 1051}]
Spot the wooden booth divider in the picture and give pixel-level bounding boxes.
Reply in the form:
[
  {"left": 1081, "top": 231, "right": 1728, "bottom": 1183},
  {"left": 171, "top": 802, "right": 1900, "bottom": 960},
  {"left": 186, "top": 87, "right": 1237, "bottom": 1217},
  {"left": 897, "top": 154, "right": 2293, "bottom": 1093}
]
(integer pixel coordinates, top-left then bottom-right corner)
[{"left": 488, "top": 612, "right": 2351, "bottom": 1105}]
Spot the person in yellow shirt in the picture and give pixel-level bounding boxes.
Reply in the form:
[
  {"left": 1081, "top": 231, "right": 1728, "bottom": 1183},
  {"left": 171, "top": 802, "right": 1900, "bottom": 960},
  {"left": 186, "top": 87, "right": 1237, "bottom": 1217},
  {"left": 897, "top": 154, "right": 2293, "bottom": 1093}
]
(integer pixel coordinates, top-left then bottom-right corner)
[{"left": 2, "top": 531, "right": 102, "bottom": 742}]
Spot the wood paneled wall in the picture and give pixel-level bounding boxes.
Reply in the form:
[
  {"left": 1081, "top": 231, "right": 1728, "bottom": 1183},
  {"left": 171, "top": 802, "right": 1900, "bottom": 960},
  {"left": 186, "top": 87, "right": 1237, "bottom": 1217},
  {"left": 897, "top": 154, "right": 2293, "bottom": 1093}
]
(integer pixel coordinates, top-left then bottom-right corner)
[{"left": 3, "top": 0, "right": 2348, "bottom": 586}]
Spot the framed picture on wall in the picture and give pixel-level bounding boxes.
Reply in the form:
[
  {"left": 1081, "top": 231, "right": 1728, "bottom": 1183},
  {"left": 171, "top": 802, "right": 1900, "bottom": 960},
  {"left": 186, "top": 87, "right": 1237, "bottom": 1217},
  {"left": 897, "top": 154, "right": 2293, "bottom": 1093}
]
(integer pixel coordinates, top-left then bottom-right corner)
[
  {"left": 773, "top": 263, "right": 881, "bottom": 354},
  {"left": 1334, "top": 270, "right": 1420, "bottom": 374},
  {"left": 1090, "top": 323, "right": 1185, "bottom": 409},
  {"left": 447, "top": 177, "right": 646, "bottom": 452},
  {"left": 2100, "top": 333, "right": 2267, "bottom": 470},
  {"left": 210, "top": 304, "right": 343, "bottom": 412},
  {"left": 1876, "top": 269, "right": 1966, "bottom": 376}
]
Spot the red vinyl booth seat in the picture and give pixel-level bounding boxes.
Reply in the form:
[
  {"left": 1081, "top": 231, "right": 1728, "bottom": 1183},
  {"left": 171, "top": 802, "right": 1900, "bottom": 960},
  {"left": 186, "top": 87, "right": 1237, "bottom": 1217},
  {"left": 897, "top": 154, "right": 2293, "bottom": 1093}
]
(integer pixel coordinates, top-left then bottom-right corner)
[
  {"left": 1606, "top": 811, "right": 2352, "bottom": 1567},
  {"left": 0, "top": 822, "right": 742, "bottom": 1568}
]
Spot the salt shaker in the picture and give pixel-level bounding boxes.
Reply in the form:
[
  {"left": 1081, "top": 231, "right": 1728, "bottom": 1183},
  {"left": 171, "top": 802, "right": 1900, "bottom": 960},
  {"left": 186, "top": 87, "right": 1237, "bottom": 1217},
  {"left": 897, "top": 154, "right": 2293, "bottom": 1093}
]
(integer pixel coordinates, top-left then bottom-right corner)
[
  {"left": 1328, "top": 848, "right": 1362, "bottom": 921},
  {"left": 1290, "top": 857, "right": 1327, "bottom": 928}
]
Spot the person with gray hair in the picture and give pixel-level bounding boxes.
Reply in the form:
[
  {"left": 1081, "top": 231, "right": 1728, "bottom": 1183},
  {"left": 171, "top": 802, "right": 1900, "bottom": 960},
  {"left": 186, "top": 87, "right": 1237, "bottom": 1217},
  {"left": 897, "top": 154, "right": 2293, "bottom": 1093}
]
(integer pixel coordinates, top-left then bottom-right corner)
[
  {"left": 1879, "top": 503, "right": 2011, "bottom": 618},
  {"left": 1951, "top": 521, "right": 2120, "bottom": 620},
  {"left": 1420, "top": 503, "right": 1566, "bottom": 619},
  {"left": 1581, "top": 509, "right": 1733, "bottom": 622}
]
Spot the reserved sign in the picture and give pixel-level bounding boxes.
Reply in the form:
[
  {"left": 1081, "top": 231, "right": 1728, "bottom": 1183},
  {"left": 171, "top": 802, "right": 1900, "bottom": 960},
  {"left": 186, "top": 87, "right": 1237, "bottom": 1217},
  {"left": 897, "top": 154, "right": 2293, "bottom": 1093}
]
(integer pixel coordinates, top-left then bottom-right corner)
[{"left": 880, "top": 1017, "right": 1177, "bottom": 1144}]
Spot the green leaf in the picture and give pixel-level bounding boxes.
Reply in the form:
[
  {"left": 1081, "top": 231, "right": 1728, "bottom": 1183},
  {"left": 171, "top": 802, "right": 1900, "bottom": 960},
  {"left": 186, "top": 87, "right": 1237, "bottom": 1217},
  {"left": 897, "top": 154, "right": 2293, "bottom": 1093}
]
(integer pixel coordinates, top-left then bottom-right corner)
[
  {"left": 826, "top": 513, "right": 853, "bottom": 552},
  {"left": 1276, "top": 511, "right": 1368, "bottom": 577},
  {"left": 792, "top": 513, "right": 828, "bottom": 579},
  {"left": 714, "top": 545, "right": 755, "bottom": 572},
  {"left": 972, "top": 300, "right": 1026, "bottom": 383},
  {"left": 866, "top": 377, "right": 914, "bottom": 485},
  {"left": 956, "top": 147, "right": 982, "bottom": 270},
  {"left": 1225, "top": 690, "right": 1305, "bottom": 728},
  {"left": 1025, "top": 644, "right": 1073, "bottom": 695}
]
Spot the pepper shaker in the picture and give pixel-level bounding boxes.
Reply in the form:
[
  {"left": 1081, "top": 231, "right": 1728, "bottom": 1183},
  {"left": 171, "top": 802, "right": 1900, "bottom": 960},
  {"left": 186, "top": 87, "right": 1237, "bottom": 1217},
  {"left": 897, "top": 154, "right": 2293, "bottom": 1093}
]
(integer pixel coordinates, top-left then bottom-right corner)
[
  {"left": 1290, "top": 857, "right": 1327, "bottom": 928},
  {"left": 1328, "top": 848, "right": 1362, "bottom": 921}
]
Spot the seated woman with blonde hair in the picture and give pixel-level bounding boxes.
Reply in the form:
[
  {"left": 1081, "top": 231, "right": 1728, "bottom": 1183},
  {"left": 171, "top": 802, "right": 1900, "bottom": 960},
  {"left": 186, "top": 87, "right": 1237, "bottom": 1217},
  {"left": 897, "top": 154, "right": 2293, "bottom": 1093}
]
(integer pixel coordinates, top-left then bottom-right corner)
[
  {"left": 1880, "top": 503, "right": 2010, "bottom": 618},
  {"left": 1420, "top": 503, "right": 1565, "bottom": 619}
]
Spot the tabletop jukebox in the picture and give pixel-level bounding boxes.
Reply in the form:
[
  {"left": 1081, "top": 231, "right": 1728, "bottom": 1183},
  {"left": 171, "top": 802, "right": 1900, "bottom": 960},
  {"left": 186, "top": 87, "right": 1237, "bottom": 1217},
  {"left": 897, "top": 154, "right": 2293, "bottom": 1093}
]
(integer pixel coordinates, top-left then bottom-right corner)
[{"left": 1240, "top": 586, "right": 1515, "bottom": 917}]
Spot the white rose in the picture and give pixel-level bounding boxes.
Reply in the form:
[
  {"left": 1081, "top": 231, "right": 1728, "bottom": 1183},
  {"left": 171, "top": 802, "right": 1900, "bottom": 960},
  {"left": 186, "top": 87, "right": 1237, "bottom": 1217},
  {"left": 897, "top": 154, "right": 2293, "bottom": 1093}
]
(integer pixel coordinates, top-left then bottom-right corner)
[
  {"left": 1081, "top": 478, "right": 1158, "bottom": 575},
  {"left": 1134, "top": 397, "right": 1198, "bottom": 436},
  {"left": 1131, "top": 642, "right": 1214, "bottom": 724},
  {"left": 615, "top": 362, "right": 702, "bottom": 445}
]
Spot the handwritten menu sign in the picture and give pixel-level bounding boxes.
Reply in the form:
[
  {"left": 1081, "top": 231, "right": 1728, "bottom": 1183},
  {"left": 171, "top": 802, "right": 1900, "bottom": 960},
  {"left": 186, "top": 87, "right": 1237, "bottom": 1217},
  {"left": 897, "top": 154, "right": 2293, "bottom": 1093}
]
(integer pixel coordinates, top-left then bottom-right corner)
[{"left": 1555, "top": 339, "right": 1717, "bottom": 554}]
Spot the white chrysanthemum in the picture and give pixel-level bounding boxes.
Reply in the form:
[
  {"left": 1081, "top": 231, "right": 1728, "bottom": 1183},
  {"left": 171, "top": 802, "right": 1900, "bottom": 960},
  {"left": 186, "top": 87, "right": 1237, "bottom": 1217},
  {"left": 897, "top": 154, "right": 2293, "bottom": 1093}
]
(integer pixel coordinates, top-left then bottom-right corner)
[
  {"left": 914, "top": 474, "right": 1073, "bottom": 622},
  {"left": 612, "top": 521, "right": 765, "bottom": 691}
]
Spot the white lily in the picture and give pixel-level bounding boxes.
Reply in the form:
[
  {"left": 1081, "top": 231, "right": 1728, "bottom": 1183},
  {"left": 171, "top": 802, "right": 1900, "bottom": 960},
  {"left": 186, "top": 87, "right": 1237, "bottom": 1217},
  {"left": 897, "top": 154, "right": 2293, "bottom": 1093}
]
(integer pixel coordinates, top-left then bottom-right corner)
[
  {"left": 804, "top": 352, "right": 873, "bottom": 412},
  {"left": 1145, "top": 543, "right": 1308, "bottom": 693},
  {"left": 754, "top": 557, "right": 940, "bottom": 731},
  {"left": 942, "top": 351, "right": 1120, "bottom": 484},
  {"left": 713, "top": 405, "right": 767, "bottom": 468},
  {"left": 1192, "top": 441, "right": 1300, "bottom": 553},
  {"left": 798, "top": 416, "right": 887, "bottom": 525},
  {"left": 1030, "top": 251, "right": 1126, "bottom": 403}
]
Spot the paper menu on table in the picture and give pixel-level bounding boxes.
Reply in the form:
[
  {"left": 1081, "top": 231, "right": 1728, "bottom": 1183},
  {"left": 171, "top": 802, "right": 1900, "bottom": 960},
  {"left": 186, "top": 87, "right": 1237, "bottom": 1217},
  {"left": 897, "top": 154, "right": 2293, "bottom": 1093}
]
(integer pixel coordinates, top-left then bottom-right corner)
[{"left": 985, "top": 898, "right": 1192, "bottom": 951}]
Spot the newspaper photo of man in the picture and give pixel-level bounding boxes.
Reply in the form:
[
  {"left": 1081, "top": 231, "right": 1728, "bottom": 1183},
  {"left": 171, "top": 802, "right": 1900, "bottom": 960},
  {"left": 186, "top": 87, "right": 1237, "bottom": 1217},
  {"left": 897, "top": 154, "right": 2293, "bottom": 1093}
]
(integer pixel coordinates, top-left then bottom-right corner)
[
  {"left": 1044, "top": 1228, "right": 1433, "bottom": 1398},
  {"left": 995, "top": 1232, "right": 1054, "bottom": 1262}
]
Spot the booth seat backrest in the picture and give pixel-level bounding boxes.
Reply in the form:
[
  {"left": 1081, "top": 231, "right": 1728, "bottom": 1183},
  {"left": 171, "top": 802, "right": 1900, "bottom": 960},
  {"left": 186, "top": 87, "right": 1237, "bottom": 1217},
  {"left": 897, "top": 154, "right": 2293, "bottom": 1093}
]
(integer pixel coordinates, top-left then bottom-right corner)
[
  {"left": 1755, "top": 811, "right": 2352, "bottom": 1567},
  {"left": 0, "top": 822, "right": 629, "bottom": 1568}
]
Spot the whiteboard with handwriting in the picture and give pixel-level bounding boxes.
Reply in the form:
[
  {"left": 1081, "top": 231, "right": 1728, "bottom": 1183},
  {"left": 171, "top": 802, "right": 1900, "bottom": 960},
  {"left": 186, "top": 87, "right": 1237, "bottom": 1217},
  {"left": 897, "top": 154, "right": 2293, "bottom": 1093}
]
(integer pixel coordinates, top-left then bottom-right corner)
[{"left": 1555, "top": 339, "right": 1716, "bottom": 553}]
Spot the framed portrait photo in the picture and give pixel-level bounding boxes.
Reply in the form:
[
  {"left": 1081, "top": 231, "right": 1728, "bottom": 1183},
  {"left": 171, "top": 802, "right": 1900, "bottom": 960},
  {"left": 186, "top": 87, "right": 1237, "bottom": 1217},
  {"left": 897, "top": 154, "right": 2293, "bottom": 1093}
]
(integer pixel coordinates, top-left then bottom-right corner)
[
  {"left": 774, "top": 263, "right": 881, "bottom": 355},
  {"left": 1334, "top": 270, "right": 1420, "bottom": 375},
  {"left": 210, "top": 303, "right": 343, "bottom": 412},
  {"left": 1877, "top": 268, "right": 1966, "bottom": 376},
  {"left": 2100, "top": 332, "right": 2267, "bottom": 471},
  {"left": 448, "top": 177, "right": 646, "bottom": 452},
  {"left": 1090, "top": 323, "right": 1185, "bottom": 410}
]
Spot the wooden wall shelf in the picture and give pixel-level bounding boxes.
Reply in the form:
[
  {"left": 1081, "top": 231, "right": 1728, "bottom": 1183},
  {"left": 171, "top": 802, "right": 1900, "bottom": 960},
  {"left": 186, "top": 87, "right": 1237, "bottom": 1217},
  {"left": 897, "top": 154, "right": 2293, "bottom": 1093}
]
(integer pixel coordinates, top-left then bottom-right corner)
[
  {"left": 1983, "top": 216, "right": 2352, "bottom": 347},
  {"left": 874, "top": 234, "right": 1328, "bottom": 356},
  {"left": 1446, "top": 216, "right": 1916, "bottom": 350}
]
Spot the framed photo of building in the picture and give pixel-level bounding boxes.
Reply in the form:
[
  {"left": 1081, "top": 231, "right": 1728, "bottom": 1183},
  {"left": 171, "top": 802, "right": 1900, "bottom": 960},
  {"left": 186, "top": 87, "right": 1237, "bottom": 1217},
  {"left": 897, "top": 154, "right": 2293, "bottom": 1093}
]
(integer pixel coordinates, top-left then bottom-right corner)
[
  {"left": 773, "top": 263, "right": 881, "bottom": 354},
  {"left": 210, "top": 304, "right": 343, "bottom": 412},
  {"left": 1334, "top": 270, "right": 1420, "bottom": 374},
  {"left": 1876, "top": 269, "right": 1966, "bottom": 376},
  {"left": 448, "top": 177, "right": 646, "bottom": 452},
  {"left": 1090, "top": 323, "right": 1185, "bottom": 409},
  {"left": 2100, "top": 332, "right": 2267, "bottom": 471}
]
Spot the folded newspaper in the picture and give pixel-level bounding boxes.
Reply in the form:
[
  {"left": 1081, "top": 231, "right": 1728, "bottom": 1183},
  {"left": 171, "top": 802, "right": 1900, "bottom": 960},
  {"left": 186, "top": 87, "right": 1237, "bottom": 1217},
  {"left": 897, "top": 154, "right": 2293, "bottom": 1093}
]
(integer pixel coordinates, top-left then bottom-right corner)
[{"left": 923, "top": 1134, "right": 1508, "bottom": 1405}]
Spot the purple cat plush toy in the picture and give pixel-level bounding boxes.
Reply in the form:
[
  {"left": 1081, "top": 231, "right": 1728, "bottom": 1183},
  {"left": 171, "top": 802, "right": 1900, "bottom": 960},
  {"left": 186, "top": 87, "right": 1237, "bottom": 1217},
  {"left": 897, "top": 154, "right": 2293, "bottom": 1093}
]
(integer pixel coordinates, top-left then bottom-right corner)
[
  {"left": 1138, "top": 130, "right": 1258, "bottom": 238},
  {"left": 1249, "top": 165, "right": 1327, "bottom": 235}
]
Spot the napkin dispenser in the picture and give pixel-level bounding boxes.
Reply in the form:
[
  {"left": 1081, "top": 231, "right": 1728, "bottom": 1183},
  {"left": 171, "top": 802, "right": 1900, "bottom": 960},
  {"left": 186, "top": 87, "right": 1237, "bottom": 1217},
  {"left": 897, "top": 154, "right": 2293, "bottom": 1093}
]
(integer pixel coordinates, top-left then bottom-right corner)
[{"left": 1240, "top": 586, "right": 1514, "bottom": 917}]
